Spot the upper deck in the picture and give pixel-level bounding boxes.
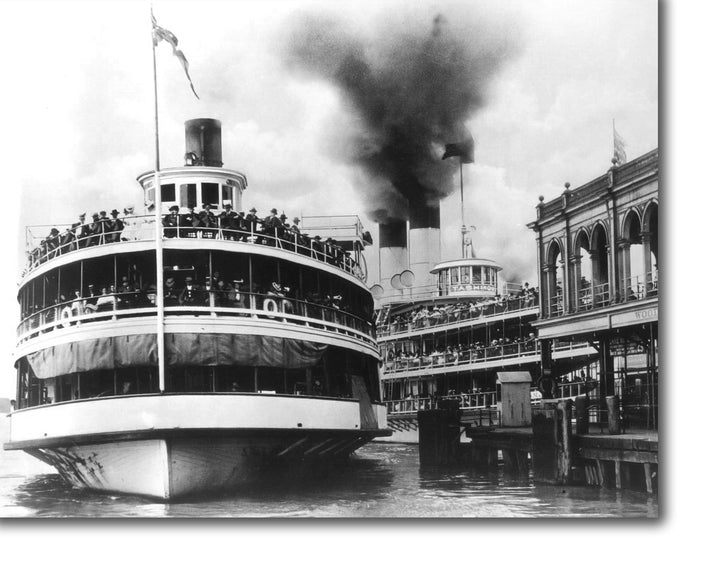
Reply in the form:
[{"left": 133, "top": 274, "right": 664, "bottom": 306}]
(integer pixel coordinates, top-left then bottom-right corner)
[{"left": 22, "top": 212, "right": 370, "bottom": 285}]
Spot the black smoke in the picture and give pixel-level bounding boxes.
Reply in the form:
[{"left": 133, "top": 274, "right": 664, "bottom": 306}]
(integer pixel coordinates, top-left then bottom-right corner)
[{"left": 281, "top": 5, "right": 520, "bottom": 222}]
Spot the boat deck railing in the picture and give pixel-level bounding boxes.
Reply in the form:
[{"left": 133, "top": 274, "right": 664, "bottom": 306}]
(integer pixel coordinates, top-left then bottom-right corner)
[
  {"left": 377, "top": 297, "right": 538, "bottom": 337},
  {"left": 24, "top": 215, "right": 367, "bottom": 282},
  {"left": 386, "top": 391, "right": 499, "bottom": 415},
  {"left": 381, "top": 340, "right": 594, "bottom": 376},
  {"left": 17, "top": 291, "right": 375, "bottom": 347}
]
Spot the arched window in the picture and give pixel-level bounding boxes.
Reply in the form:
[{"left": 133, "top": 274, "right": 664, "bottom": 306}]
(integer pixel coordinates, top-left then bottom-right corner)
[
  {"left": 590, "top": 223, "right": 610, "bottom": 307},
  {"left": 546, "top": 240, "right": 564, "bottom": 316},
  {"left": 621, "top": 210, "right": 643, "bottom": 301},
  {"left": 642, "top": 202, "right": 659, "bottom": 296},
  {"left": 574, "top": 229, "right": 592, "bottom": 310}
]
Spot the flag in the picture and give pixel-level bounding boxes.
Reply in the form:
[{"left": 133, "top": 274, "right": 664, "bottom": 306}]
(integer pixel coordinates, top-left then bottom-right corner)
[
  {"left": 613, "top": 123, "right": 627, "bottom": 165},
  {"left": 442, "top": 135, "right": 474, "bottom": 164},
  {"left": 151, "top": 11, "right": 200, "bottom": 99}
]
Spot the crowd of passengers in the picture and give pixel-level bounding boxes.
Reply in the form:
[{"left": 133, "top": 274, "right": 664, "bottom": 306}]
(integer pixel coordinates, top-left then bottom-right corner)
[
  {"left": 26, "top": 209, "right": 128, "bottom": 270},
  {"left": 162, "top": 204, "right": 358, "bottom": 270},
  {"left": 24, "top": 271, "right": 361, "bottom": 330},
  {"left": 380, "top": 284, "right": 539, "bottom": 333},
  {"left": 26, "top": 204, "right": 364, "bottom": 274},
  {"left": 382, "top": 334, "right": 538, "bottom": 371}
]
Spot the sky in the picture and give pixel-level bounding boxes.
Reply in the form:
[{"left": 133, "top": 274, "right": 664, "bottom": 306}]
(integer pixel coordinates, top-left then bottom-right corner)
[{"left": 0, "top": 0, "right": 657, "bottom": 395}]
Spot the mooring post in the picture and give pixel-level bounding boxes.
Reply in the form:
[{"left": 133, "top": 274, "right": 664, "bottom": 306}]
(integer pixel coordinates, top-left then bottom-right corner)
[
  {"left": 606, "top": 395, "right": 621, "bottom": 435},
  {"left": 575, "top": 395, "right": 589, "bottom": 435},
  {"left": 557, "top": 399, "right": 573, "bottom": 484}
]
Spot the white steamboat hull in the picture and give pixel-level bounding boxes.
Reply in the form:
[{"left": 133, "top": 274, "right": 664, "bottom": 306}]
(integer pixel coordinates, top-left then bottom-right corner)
[{"left": 5, "top": 394, "right": 389, "bottom": 500}]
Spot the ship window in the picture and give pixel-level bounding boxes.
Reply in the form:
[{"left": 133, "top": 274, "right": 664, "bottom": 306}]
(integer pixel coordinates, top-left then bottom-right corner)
[
  {"left": 179, "top": 183, "right": 197, "bottom": 209},
  {"left": 147, "top": 187, "right": 155, "bottom": 208},
  {"left": 460, "top": 266, "right": 471, "bottom": 284},
  {"left": 450, "top": 268, "right": 459, "bottom": 285},
  {"left": 201, "top": 183, "right": 219, "bottom": 208},
  {"left": 161, "top": 183, "right": 175, "bottom": 202},
  {"left": 222, "top": 184, "right": 232, "bottom": 204},
  {"left": 472, "top": 267, "right": 482, "bottom": 284}
]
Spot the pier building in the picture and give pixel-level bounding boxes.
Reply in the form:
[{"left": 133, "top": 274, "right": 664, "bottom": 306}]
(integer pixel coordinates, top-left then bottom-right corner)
[{"left": 528, "top": 149, "right": 659, "bottom": 430}]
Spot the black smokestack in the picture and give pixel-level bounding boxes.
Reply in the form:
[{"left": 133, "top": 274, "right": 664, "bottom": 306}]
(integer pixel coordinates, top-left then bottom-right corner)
[{"left": 281, "top": 6, "right": 519, "bottom": 221}]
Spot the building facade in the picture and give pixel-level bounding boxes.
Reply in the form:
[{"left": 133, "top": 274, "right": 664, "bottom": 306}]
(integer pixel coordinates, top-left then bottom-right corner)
[{"left": 528, "top": 149, "right": 658, "bottom": 429}]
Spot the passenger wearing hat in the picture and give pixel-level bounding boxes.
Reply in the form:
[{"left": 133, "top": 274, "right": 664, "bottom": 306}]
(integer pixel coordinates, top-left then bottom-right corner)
[
  {"left": 285, "top": 216, "right": 300, "bottom": 247},
  {"left": 87, "top": 213, "right": 103, "bottom": 247},
  {"left": 163, "top": 205, "right": 180, "bottom": 238},
  {"left": 264, "top": 207, "right": 284, "bottom": 244},
  {"left": 230, "top": 279, "right": 247, "bottom": 308},
  {"left": 96, "top": 210, "right": 111, "bottom": 244},
  {"left": 199, "top": 203, "right": 218, "bottom": 234},
  {"left": 45, "top": 228, "right": 60, "bottom": 258},
  {"left": 164, "top": 277, "right": 179, "bottom": 306},
  {"left": 180, "top": 205, "right": 201, "bottom": 238},
  {"left": 244, "top": 207, "right": 259, "bottom": 238},
  {"left": 59, "top": 225, "right": 76, "bottom": 254},
  {"left": 74, "top": 212, "right": 92, "bottom": 249},
  {"left": 107, "top": 209, "right": 124, "bottom": 243},
  {"left": 219, "top": 202, "right": 239, "bottom": 240},
  {"left": 178, "top": 276, "right": 202, "bottom": 306}
]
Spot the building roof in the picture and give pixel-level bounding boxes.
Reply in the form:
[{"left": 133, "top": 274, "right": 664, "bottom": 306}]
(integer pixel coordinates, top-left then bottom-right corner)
[{"left": 430, "top": 258, "right": 503, "bottom": 274}]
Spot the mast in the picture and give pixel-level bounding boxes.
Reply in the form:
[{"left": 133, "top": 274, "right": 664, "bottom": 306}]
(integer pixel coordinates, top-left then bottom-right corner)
[{"left": 151, "top": 8, "right": 166, "bottom": 392}]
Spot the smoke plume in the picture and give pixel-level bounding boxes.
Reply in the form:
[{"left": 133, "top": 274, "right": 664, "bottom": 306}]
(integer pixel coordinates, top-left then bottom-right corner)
[{"left": 282, "top": 5, "right": 520, "bottom": 222}]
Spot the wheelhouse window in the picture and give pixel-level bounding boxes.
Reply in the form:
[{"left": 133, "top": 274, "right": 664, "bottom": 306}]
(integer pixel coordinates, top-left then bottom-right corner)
[
  {"left": 201, "top": 183, "right": 219, "bottom": 208},
  {"left": 179, "top": 183, "right": 197, "bottom": 209},
  {"left": 221, "top": 184, "right": 232, "bottom": 204},
  {"left": 161, "top": 183, "right": 175, "bottom": 203}
]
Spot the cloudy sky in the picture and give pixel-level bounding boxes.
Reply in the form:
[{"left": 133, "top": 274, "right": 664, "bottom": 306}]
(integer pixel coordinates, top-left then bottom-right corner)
[{"left": 0, "top": 0, "right": 657, "bottom": 397}]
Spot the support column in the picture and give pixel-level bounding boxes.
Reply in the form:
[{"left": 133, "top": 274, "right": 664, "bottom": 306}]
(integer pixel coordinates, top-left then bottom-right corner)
[
  {"left": 569, "top": 254, "right": 581, "bottom": 312},
  {"left": 617, "top": 239, "right": 631, "bottom": 301},
  {"left": 641, "top": 231, "right": 653, "bottom": 297},
  {"left": 589, "top": 250, "right": 600, "bottom": 307},
  {"left": 541, "top": 264, "right": 552, "bottom": 317}
]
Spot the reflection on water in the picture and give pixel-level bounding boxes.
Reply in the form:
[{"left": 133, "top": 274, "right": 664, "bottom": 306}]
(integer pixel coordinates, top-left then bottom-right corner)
[{"left": 1, "top": 443, "right": 658, "bottom": 518}]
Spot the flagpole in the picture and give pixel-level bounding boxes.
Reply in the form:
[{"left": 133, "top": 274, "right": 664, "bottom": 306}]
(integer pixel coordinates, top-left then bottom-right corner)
[{"left": 151, "top": 8, "right": 166, "bottom": 393}]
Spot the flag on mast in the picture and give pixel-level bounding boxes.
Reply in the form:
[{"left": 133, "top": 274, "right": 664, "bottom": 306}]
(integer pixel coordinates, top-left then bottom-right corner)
[
  {"left": 442, "top": 134, "right": 474, "bottom": 164},
  {"left": 613, "top": 122, "right": 627, "bottom": 165},
  {"left": 151, "top": 11, "right": 200, "bottom": 99}
]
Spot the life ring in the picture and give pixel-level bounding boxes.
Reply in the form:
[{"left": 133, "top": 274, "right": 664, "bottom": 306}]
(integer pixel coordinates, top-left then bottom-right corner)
[
  {"left": 280, "top": 299, "right": 294, "bottom": 315},
  {"left": 59, "top": 306, "right": 73, "bottom": 328},
  {"left": 462, "top": 275, "right": 470, "bottom": 284},
  {"left": 263, "top": 298, "right": 278, "bottom": 312}
]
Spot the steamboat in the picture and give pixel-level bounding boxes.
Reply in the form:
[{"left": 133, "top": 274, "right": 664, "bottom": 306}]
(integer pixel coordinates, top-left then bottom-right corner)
[
  {"left": 5, "top": 119, "right": 389, "bottom": 499},
  {"left": 371, "top": 202, "right": 599, "bottom": 443}
]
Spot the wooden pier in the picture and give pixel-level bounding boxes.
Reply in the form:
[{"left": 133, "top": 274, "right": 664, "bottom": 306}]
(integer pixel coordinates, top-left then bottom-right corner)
[{"left": 421, "top": 397, "right": 658, "bottom": 494}]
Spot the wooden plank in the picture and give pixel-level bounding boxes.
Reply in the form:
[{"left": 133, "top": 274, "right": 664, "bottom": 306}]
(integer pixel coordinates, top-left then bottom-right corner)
[{"left": 579, "top": 447, "right": 657, "bottom": 464}]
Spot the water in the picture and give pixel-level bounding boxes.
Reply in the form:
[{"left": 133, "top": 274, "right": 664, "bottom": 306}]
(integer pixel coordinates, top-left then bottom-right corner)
[{"left": 0, "top": 440, "right": 657, "bottom": 518}]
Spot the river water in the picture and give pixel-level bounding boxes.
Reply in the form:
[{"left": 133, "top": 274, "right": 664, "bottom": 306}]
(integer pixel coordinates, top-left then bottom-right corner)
[{"left": 0, "top": 424, "right": 657, "bottom": 518}]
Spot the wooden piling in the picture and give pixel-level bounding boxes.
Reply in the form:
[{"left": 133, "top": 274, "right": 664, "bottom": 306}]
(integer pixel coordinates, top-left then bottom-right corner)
[
  {"left": 557, "top": 399, "right": 573, "bottom": 484},
  {"left": 575, "top": 395, "right": 589, "bottom": 435},
  {"left": 418, "top": 399, "right": 461, "bottom": 466},
  {"left": 607, "top": 395, "right": 621, "bottom": 435}
]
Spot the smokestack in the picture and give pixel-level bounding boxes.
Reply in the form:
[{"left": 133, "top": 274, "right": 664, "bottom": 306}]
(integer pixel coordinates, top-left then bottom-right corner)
[
  {"left": 184, "top": 118, "right": 223, "bottom": 167},
  {"left": 379, "top": 219, "right": 408, "bottom": 292},
  {"left": 409, "top": 199, "right": 441, "bottom": 289}
]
